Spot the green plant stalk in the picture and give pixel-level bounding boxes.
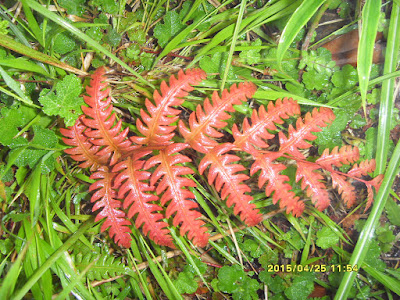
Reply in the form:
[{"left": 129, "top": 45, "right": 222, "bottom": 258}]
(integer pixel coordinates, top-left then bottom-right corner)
[
  {"left": 220, "top": 0, "right": 247, "bottom": 91},
  {"left": 375, "top": 3, "right": 400, "bottom": 175},
  {"left": 23, "top": 0, "right": 153, "bottom": 88},
  {"left": 12, "top": 218, "right": 94, "bottom": 300},
  {"left": 334, "top": 139, "right": 400, "bottom": 299},
  {"left": 0, "top": 34, "right": 86, "bottom": 76},
  {"left": 357, "top": 0, "right": 381, "bottom": 115}
]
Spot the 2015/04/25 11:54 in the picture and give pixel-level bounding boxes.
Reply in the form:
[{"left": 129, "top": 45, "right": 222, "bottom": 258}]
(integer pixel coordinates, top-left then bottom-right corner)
[{"left": 266, "top": 264, "right": 359, "bottom": 273}]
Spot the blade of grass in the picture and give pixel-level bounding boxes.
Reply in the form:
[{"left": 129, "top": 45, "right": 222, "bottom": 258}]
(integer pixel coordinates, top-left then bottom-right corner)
[
  {"left": 24, "top": 0, "right": 153, "bottom": 88},
  {"left": 363, "top": 265, "right": 400, "bottom": 295},
  {"left": 276, "top": 0, "right": 326, "bottom": 66},
  {"left": 0, "top": 65, "right": 34, "bottom": 105},
  {"left": 375, "top": 3, "right": 400, "bottom": 175},
  {"left": 54, "top": 261, "right": 95, "bottom": 300},
  {"left": 0, "top": 58, "right": 52, "bottom": 77},
  {"left": 139, "top": 237, "right": 183, "bottom": 300},
  {"left": 20, "top": 0, "right": 44, "bottom": 46},
  {"left": 334, "top": 138, "right": 400, "bottom": 299},
  {"left": 189, "top": 0, "right": 295, "bottom": 67},
  {"left": 220, "top": 0, "right": 247, "bottom": 91},
  {"left": 0, "top": 35, "right": 86, "bottom": 76},
  {"left": 357, "top": 0, "right": 381, "bottom": 115},
  {"left": 0, "top": 240, "right": 30, "bottom": 300},
  {"left": 170, "top": 228, "right": 209, "bottom": 289},
  {"left": 12, "top": 218, "right": 94, "bottom": 300}
]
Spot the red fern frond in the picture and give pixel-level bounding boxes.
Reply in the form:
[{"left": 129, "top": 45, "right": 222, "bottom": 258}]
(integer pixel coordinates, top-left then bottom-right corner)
[
  {"left": 144, "top": 143, "right": 209, "bottom": 247},
  {"left": 179, "top": 82, "right": 257, "bottom": 153},
  {"left": 331, "top": 173, "right": 356, "bottom": 207},
  {"left": 233, "top": 98, "right": 300, "bottom": 154},
  {"left": 316, "top": 145, "right": 360, "bottom": 171},
  {"left": 348, "top": 159, "right": 376, "bottom": 177},
  {"left": 132, "top": 69, "right": 207, "bottom": 147},
  {"left": 250, "top": 152, "right": 304, "bottom": 216},
  {"left": 296, "top": 161, "right": 330, "bottom": 211},
  {"left": 89, "top": 167, "right": 132, "bottom": 247},
  {"left": 366, "top": 185, "right": 374, "bottom": 211},
  {"left": 113, "top": 153, "right": 174, "bottom": 248},
  {"left": 60, "top": 117, "right": 107, "bottom": 171},
  {"left": 199, "top": 143, "right": 262, "bottom": 226},
  {"left": 279, "top": 107, "right": 335, "bottom": 159},
  {"left": 81, "top": 67, "right": 134, "bottom": 165},
  {"left": 363, "top": 175, "right": 384, "bottom": 210}
]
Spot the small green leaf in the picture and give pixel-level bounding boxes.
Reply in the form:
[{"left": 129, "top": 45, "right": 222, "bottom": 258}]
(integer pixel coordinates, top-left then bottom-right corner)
[
  {"left": 0, "top": 105, "right": 37, "bottom": 146},
  {"left": 92, "top": 0, "right": 118, "bottom": 14},
  {"left": 217, "top": 265, "right": 259, "bottom": 299},
  {"left": 316, "top": 227, "right": 339, "bottom": 249},
  {"left": 53, "top": 32, "right": 77, "bottom": 55},
  {"left": 239, "top": 39, "right": 262, "bottom": 65},
  {"left": 154, "top": 10, "right": 185, "bottom": 48},
  {"left": 0, "top": 20, "right": 9, "bottom": 35},
  {"left": 174, "top": 272, "right": 198, "bottom": 294},
  {"left": 331, "top": 64, "right": 358, "bottom": 91},
  {"left": 284, "top": 273, "right": 315, "bottom": 300},
  {"left": 385, "top": 198, "right": 400, "bottom": 226},
  {"left": 39, "top": 74, "right": 84, "bottom": 126},
  {"left": 302, "top": 69, "right": 330, "bottom": 90},
  {"left": 104, "top": 28, "right": 122, "bottom": 47},
  {"left": 57, "top": 0, "right": 86, "bottom": 16}
]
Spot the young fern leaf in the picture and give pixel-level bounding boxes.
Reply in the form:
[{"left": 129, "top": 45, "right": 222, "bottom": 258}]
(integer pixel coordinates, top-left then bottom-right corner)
[
  {"left": 179, "top": 82, "right": 257, "bottom": 153},
  {"left": 144, "top": 143, "right": 210, "bottom": 247},
  {"left": 348, "top": 159, "right": 377, "bottom": 177},
  {"left": 279, "top": 107, "right": 335, "bottom": 158},
  {"left": 233, "top": 98, "right": 300, "bottom": 154},
  {"left": 60, "top": 117, "right": 107, "bottom": 171},
  {"left": 90, "top": 167, "right": 132, "bottom": 248},
  {"left": 296, "top": 161, "right": 330, "bottom": 211},
  {"left": 81, "top": 67, "right": 134, "bottom": 165},
  {"left": 199, "top": 143, "right": 262, "bottom": 226},
  {"left": 113, "top": 153, "right": 174, "bottom": 248},
  {"left": 331, "top": 173, "right": 356, "bottom": 207},
  {"left": 316, "top": 145, "right": 360, "bottom": 171},
  {"left": 132, "top": 69, "right": 207, "bottom": 147},
  {"left": 251, "top": 152, "right": 304, "bottom": 216}
]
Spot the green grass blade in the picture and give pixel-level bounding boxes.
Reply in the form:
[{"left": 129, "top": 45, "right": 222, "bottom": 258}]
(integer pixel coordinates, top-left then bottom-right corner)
[
  {"left": 189, "top": 0, "right": 294, "bottom": 67},
  {"left": 220, "top": 0, "right": 247, "bottom": 91},
  {"left": 12, "top": 218, "right": 94, "bottom": 300},
  {"left": 54, "top": 261, "right": 95, "bottom": 300},
  {"left": 375, "top": 3, "right": 400, "bottom": 174},
  {"left": 0, "top": 35, "right": 86, "bottom": 76},
  {"left": 334, "top": 139, "right": 400, "bottom": 299},
  {"left": 20, "top": 0, "right": 44, "bottom": 46},
  {"left": 276, "top": 0, "right": 326, "bottom": 66},
  {"left": 0, "top": 65, "right": 34, "bottom": 105},
  {"left": 0, "top": 241, "right": 29, "bottom": 300},
  {"left": 0, "top": 58, "right": 52, "bottom": 77},
  {"left": 24, "top": 0, "right": 152, "bottom": 88},
  {"left": 357, "top": 0, "right": 381, "bottom": 113},
  {"left": 139, "top": 237, "right": 183, "bottom": 300},
  {"left": 363, "top": 265, "right": 400, "bottom": 295}
]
